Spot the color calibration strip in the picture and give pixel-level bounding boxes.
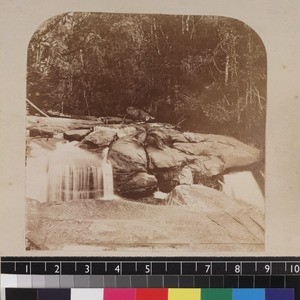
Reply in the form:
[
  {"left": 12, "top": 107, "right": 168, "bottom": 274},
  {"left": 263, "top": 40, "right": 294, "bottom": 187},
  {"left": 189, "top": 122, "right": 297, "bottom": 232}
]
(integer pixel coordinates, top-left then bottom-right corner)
[
  {"left": 4, "top": 288, "right": 295, "bottom": 300},
  {"left": 2, "top": 257, "right": 299, "bottom": 299}
]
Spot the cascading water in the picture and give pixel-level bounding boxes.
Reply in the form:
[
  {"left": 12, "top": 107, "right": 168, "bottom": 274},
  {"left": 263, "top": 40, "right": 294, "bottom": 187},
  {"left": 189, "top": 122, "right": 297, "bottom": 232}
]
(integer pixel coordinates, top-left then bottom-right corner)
[
  {"left": 221, "top": 171, "right": 264, "bottom": 210},
  {"left": 26, "top": 141, "right": 116, "bottom": 203},
  {"left": 101, "top": 147, "right": 115, "bottom": 200}
]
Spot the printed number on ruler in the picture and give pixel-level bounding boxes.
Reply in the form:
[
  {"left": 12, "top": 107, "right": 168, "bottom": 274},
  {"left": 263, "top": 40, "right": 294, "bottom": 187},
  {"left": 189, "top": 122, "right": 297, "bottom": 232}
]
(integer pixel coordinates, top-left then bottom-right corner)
[
  {"left": 55, "top": 264, "right": 60, "bottom": 274},
  {"left": 257, "top": 263, "right": 271, "bottom": 274},
  {"left": 235, "top": 264, "right": 241, "bottom": 274},
  {"left": 197, "top": 263, "right": 211, "bottom": 274},
  {"left": 115, "top": 264, "right": 120, "bottom": 274},
  {"left": 85, "top": 264, "right": 90, "bottom": 274},
  {"left": 265, "top": 265, "right": 270, "bottom": 273},
  {"left": 138, "top": 263, "right": 151, "bottom": 274},
  {"left": 290, "top": 263, "right": 300, "bottom": 274},
  {"left": 145, "top": 264, "right": 150, "bottom": 274}
]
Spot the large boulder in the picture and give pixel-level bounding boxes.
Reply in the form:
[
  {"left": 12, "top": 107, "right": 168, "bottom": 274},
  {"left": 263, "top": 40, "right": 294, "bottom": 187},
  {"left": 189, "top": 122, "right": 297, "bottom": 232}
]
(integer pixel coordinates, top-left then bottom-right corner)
[
  {"left": 108, "top": 137, "right": 147, "bottom": 173},
  {"left": 173, "top": 134, "right": 261, "bottom": 169},
  {"left": 146, "top": 146, "right": 188, "bottom": 170},
  {"left": 189, "top": 156, "right": 225, "bottom": 177},
  {"left": 63, "top": 129, "right": 91, "bottom": 142},
  {"left": 167, "top": 184, "right": 237, "bottom": 211},
  {"left": 81, "top": 128, "right": 117, "bottom": 149},
  {"left": 108, "top": 137, "right": 156, "bottom": 196},
  {"left": 121, "top": 172, "right": 158, "bottom": 197},
  {"left": 166, "top": 184, "right": 264, "bottom": 244}
]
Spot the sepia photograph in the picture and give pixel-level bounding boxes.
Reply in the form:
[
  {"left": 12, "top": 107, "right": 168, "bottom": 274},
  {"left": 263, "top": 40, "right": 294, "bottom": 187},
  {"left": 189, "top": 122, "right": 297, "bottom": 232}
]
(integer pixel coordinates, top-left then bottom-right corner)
[{"left": 25, "top": 12, "right": 266, "bottom": 251}]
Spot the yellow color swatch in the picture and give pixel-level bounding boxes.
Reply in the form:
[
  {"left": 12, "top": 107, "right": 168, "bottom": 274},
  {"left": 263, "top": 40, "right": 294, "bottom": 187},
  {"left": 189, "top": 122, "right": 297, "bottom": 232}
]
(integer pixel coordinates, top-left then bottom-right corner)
[{"left": 168, "top": 288, "right": 201, "bottom": 300}]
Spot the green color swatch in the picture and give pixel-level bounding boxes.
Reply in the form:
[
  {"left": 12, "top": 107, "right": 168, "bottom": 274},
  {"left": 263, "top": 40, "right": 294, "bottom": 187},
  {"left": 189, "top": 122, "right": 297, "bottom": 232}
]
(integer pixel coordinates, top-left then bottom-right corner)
[{"left": 201, "top": 288, "right": 232, "bottom": 300}]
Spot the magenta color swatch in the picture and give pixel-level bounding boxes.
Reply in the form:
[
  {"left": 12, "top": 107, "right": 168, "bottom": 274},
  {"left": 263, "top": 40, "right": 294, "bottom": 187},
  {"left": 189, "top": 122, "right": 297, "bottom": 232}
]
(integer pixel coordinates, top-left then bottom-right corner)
[{"left": 104, "top": 288, "right": 136, "bottom": 300}]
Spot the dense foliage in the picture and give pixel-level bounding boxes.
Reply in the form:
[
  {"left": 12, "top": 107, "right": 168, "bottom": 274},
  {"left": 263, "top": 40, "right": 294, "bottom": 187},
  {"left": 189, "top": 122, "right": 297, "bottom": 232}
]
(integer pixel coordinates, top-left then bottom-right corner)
[{"left": 27, "top": 13, "right": 266, "bottom": 147}]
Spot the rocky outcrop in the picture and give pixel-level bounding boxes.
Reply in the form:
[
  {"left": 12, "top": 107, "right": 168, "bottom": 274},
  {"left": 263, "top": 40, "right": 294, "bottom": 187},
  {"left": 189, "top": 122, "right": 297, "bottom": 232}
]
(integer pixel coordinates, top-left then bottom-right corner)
[
  {"left": 106, "top": 128, "right": 262, "bottom": 195},
  {"left": 173, "top": 134, "right": 261, "bottom": 170},
  {"left": 27, "top": 117, "right": 263, "bottom": 198},
  {"left": 63, "top": 129, "right": 91, "bottom": 141},
  {"left": 81, "top": 128, "right": 117, "bottom": 149}
]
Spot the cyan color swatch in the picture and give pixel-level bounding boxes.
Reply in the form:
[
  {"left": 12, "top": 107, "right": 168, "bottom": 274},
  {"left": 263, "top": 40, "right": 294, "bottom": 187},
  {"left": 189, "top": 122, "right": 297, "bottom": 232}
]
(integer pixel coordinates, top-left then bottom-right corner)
[{"left": 233, "top": 288, "right": 265, "bottom": 300}]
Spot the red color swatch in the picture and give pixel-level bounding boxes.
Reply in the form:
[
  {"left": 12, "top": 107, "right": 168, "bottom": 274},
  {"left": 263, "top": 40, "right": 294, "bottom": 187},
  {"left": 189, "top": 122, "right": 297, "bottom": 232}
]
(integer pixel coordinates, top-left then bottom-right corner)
[{"left": 136, "top": 288, "right": 168, "bottom": 300}]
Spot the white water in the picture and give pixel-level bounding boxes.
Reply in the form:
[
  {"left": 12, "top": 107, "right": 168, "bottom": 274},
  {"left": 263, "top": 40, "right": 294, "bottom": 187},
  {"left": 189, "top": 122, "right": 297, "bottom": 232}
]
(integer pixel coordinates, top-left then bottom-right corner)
[
  {"left": 222, "top": 171, "right": 265, "bottom": 210},
  {"left": 101, "top": 147, "right": 115, "bottom": 200},
  {"left": 26, "top": 142, "right": 49, "bottom": 202},
  {"left": 26, "top": 141, "right": 116, "bottom": 203}
]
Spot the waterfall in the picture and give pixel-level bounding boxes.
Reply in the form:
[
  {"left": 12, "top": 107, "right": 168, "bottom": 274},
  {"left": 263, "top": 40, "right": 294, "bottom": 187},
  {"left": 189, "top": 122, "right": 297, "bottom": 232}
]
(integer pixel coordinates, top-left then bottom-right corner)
[
  {"left": 221, "top": 171, "right": 264, "bottom": 210},
  {"left": 101, "top": 147, "right": 115, "bottom": 200},
  {"left": 39, "top": 142, "right": 116, "bottom": 203}
]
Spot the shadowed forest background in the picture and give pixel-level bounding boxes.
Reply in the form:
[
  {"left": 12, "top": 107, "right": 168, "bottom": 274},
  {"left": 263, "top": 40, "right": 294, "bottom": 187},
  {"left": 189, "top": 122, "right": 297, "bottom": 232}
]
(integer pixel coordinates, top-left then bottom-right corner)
[{"left": 27, "top": 13, "right": 266, "bottom": 148}]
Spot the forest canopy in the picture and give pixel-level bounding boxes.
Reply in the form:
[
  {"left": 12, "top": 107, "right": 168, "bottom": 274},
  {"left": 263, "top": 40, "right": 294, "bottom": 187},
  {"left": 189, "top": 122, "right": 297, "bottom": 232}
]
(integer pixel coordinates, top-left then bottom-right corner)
[{"left": 27, "top": 13, "right": 266, "bottom": 147}]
